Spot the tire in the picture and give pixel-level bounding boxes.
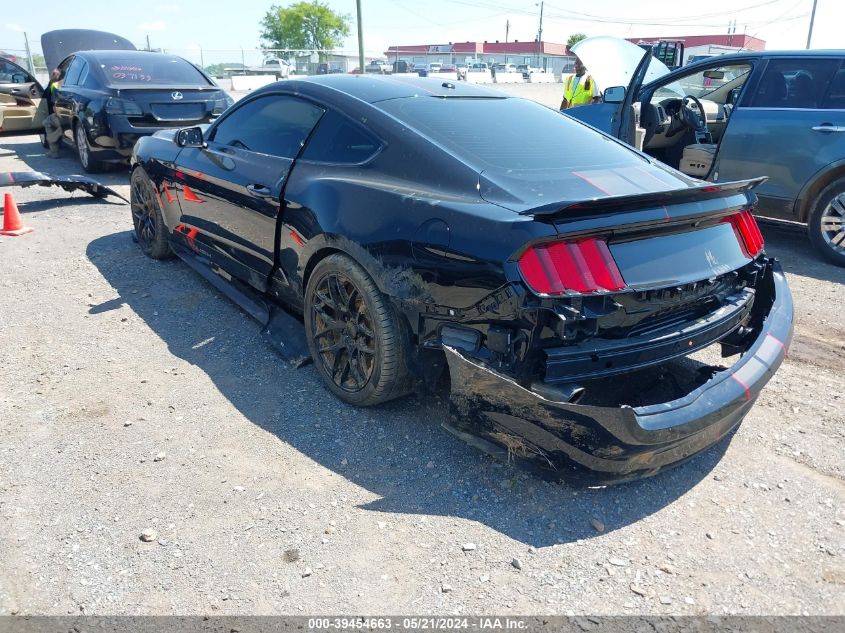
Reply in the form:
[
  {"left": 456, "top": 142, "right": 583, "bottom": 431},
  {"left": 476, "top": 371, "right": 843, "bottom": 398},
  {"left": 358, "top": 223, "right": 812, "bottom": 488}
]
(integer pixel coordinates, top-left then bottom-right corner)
[
  {"left": 304, "top": 254, "right": 412, "bottom": 407},
  {"left": 130, "top": 168, "right": 173, "bottom": 260},
  {"left": 807, "top": 177, "right": 845, "bottom": 267},
  {"left": 74, "top": 122, "right": 105, "bottom": 173}
]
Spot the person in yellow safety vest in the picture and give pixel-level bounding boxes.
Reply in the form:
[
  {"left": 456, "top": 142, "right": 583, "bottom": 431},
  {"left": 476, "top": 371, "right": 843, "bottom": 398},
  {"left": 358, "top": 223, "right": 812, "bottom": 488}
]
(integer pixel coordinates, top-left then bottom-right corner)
[
  {"left": 43, "top": 68, "right": 63, "bottom": 158},
  {"left": 560, "top": 56, "right": 600, "bottom": 110}
]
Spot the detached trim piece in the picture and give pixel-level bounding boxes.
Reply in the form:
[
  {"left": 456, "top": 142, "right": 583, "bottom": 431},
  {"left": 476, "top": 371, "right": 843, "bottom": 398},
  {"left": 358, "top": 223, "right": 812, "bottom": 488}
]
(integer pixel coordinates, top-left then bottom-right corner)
[{"left": 0, "top": 171, "right": 128, "bottom": 203}]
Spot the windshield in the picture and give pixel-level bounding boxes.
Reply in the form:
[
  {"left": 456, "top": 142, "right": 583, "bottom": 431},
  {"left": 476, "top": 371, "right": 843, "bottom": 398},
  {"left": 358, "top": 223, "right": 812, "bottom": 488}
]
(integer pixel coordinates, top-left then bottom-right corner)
[
  {"left": 100, "top": 54, "right": 211, "bottom": 86},
  {"left": 572, "top": 36, "right": 670, "bottom": 95},
  {"left": 653, "top": 64, "right": 752, "bottom": 100}
]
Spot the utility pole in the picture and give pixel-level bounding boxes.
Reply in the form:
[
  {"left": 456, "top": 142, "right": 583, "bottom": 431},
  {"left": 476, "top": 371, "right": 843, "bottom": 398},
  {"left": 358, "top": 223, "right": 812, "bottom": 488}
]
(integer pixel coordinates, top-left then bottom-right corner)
[
  {"left": 806, "top": 0, "right": 818, "bottom": 49},
  {"left": 146, "top": 34, "right": 151, "bottom": 52},
  {"left": 505, "top": 19, "right": 510, "bottom": 43},
  {"left": 536, "top": 1, "right": 544, "bottom": 68},
  {"left": 356, "top": 0, "right": 365, "bottom": 74},
  {"left": 23, "top": 32, "right": 34, "bottom": 75}
]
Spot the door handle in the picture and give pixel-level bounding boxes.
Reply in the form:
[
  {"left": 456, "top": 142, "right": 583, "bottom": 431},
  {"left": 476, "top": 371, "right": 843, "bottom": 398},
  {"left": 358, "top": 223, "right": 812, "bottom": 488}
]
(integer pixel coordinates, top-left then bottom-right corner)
[
  {"left": 246, "top": 184, "right": 272, "bottom": 198},
  {"left": 9, "top": 88, "right": 21, "bottom": 93},
  {"left": 812, "top": 124, "right": 845, "bottom": 133}
]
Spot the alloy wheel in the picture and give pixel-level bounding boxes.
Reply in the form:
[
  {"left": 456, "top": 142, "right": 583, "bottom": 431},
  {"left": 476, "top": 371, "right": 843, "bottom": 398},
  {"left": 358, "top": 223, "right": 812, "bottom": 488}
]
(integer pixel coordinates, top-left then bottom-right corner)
[
  {"left": 75, "top": 125, "right": 89, "bottom": 169},
  {"left": 820, "top": 193, "right": 845, "bottom": 254},
  {"left": 310, "top": 272, "right": 376, "bottom": 393},
  {"left": 131, "top": 176, "right": 158, "bottom": 247}
]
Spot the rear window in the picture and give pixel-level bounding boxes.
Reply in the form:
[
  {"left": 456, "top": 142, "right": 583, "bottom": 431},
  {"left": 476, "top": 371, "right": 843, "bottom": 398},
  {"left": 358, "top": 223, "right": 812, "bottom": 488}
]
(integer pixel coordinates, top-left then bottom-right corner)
[
  {"left": 99, "top": 55, "right": 210, "bottom": 86},
  {"left": 379, "top": 96, "right": 646, "bottom": 171}
]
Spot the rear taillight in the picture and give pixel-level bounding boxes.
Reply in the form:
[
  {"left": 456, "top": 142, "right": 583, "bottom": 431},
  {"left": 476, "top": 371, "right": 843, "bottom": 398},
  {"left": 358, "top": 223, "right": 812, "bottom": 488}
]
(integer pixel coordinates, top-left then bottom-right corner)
[
  {"left": 517, "top": 237, "right": 626, "bottom": 295},
  {"left": 724, "top": 210, "right": 764, "bottom": 257},
  {"left": 104, "top": 97, "right": 143, "bottom": 116}
]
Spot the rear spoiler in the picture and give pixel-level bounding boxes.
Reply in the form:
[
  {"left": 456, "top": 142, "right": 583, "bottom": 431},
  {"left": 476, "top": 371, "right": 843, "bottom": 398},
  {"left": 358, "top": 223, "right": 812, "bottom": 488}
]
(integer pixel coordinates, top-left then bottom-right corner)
[{"left": 520, "top": 177, "right": 767, "bottom": 220}]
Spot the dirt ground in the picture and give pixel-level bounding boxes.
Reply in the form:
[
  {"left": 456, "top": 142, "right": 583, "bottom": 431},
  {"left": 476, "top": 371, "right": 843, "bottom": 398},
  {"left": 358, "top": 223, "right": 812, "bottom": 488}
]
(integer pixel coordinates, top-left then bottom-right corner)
[{"left": 0, "top": 94, "right": 844, "bottom": 616}]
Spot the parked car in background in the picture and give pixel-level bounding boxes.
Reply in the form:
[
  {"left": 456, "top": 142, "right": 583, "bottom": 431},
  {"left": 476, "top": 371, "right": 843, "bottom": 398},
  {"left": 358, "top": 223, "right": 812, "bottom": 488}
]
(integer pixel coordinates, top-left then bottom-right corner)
[
  {"left": 467, "top": 62, "right": 489, "bottom": 74},
  {"left": 0, "top": 29, "right": 233, "bottom": 174},
  {"left": 494, "top": 63, "right": 518, "bottom": 74},
  {"left": 516, "top": 64, "right": 542, "bottom": 79},
  {"left": 427, "top": 62, "right": 442, "bottom": 73},
  {"left": 317, "top": 63, "right": 344, "bottom": 75},
  {"left": 392, "top": 60, "right": 414, "bottom": 74},
  {"left": 456, "top": 63, "right": 468, "bottom": 79},
  {"left": 130, "top": 75, "right": 792, "bottom": 483},
  {"left": 365, "top": 59, "right": 392, "bottom": 74},
  {"left": 568, "top": 36, "right": 845, "bottom": 266}
]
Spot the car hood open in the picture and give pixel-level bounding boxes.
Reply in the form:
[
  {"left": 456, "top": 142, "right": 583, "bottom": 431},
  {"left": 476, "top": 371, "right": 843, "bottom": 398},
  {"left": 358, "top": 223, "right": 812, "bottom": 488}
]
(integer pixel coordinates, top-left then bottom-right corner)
[
  {"left": 41, "top": 29, "right": 136, "bottom": 71},
  {"left": 571, "top": 35, "right": 671, "bottom": 94}
]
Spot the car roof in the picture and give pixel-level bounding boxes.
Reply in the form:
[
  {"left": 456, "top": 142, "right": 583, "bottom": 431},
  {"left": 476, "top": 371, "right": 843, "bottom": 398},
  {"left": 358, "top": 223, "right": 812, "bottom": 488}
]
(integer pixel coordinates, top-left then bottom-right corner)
[
  {"left": 685, "top": 49, "right": 845, "bottom": 67},
  {"left": 252, "top": 74, "right": 503, "bottom": 104}
]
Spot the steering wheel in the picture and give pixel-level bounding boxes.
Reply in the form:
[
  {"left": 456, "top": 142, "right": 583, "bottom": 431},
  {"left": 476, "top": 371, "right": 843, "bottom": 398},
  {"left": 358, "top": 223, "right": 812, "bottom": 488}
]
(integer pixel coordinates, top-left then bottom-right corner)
[
  {"left": 666, "top": 94, "right": 709, "bottom": 139},
  {"left": 680, "top": 94, "right": 709, "bottom": 136}
]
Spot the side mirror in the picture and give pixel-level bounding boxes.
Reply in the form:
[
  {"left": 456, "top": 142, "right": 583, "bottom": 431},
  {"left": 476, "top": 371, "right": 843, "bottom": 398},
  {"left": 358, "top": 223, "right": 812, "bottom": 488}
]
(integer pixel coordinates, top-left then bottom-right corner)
[
  {"left": 603, "top": 86, "right": 626, "bottom": 103},
  {"left": 727, "top": 87, "right": 742, "bottom": 106},
  {"left": 175, "top": 126, "right": 205, "bottom": 148}
]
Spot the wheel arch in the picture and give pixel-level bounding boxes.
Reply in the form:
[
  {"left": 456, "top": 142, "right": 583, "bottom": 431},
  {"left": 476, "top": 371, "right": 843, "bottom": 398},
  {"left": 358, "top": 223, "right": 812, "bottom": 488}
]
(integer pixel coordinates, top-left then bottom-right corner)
[
  {"left": 793, "top": 161, "right": 845, "bottom": 222},
  {"left": 298, "top": 235, "right": 433, "bottom": 305}
]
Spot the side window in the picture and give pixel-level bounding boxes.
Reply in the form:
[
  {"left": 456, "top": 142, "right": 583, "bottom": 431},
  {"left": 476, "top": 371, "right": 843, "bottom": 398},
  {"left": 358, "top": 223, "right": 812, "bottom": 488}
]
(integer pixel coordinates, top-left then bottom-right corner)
[
  {"left": 822, "top": 65, "right": 845, "bottom": 109},
  {"left": 210, "top": 95, "right": 324, "bottom": 158},
  {"left": 63, "top": 57, "right": 86, "bottom": 86},
  {"left": 75, "top": 60, "right": 90, "bottom": 87},
  {"left": 751, "top": 59, "right": 839, "bottom": 109},
  {"left": 653, "top": 64, "right": 752, "bottom": 101},
  {"left": 81, "top": 63, "right": 100, "bottom": 89},
  {"left": 300, "top": 110, "right": 381, "bottom": 164},
  {"left": 0, "top": 60, "right": 34, "bottom": 84}
]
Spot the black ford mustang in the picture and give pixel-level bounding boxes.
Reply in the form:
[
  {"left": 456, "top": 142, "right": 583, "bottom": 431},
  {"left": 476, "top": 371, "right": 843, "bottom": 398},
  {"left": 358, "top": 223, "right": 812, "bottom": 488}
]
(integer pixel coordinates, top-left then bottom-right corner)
[{"left": 130, "top": 75, "right": 793, "bottom": 483}]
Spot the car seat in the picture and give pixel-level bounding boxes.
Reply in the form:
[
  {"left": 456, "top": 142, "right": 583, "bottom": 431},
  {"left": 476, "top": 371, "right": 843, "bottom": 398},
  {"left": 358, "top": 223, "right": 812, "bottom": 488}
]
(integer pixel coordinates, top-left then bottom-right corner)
[
  {"left": 756, "top": 71, "right": 787, "bottom": 107},
  {"left": 787, "top": 72, "right": 816, "bottom": 108},
  {"left": 679, "top": 143, "right": 717, "bottom": 178}
]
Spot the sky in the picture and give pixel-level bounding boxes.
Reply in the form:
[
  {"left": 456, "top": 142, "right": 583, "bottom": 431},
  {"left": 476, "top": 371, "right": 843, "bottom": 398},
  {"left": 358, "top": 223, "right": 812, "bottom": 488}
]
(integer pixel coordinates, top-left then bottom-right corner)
[{"left": 1, "top": 0, "right": 840, "bottom": 67}]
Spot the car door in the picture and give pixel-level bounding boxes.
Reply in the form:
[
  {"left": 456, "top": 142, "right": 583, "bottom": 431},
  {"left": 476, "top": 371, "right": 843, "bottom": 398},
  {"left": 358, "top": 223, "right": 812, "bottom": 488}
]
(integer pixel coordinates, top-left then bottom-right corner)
[
  {"left": 52, "top": 56, "right": 87, "bottom": 144},
  {"left": 172, "top": 93, "right": 325, "bottom": 290},
  {"left": 0, "top": 58, "right": 45, "bottom": 134},
  {"left": 713, "top": 57, "right": 843, "bottom": 220}
]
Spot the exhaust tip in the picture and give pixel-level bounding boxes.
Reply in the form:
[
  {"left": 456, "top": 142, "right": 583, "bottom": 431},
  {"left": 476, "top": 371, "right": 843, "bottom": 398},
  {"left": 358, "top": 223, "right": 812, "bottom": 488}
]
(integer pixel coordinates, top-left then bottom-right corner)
[{"left": 530, "top": 380, "right": 585, "bottom": 404}]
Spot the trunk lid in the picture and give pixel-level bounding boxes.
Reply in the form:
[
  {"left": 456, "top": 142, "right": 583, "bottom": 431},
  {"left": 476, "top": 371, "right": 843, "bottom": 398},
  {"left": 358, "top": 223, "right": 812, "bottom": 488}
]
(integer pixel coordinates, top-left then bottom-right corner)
[
  {"left": 117, "top": 87, "right": 226, "bottom": 125},
  {"left": 41, "top": 29, "right": 135, "bottom": 70}
]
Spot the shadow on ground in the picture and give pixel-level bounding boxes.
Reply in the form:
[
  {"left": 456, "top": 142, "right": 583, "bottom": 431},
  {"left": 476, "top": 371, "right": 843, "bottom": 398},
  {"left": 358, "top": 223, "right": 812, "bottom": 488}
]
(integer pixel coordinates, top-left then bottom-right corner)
[{"left": 86, "top": 230, "right": 732, "bottom": 547}]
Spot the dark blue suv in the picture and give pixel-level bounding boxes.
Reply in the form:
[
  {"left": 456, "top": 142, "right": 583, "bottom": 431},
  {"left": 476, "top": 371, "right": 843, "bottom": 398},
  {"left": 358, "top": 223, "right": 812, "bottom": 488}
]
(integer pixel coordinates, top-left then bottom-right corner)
[{"left": 567, "top": 36, "right": 845, "bottom": 267}]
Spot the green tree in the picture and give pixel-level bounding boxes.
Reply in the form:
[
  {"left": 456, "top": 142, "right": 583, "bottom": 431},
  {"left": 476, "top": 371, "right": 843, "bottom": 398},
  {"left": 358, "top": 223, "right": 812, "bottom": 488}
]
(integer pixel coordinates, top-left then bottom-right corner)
[
  {"left": 260, "top": 1, "right": 350, "bottom": 53},
  {"left": 567, "top": 33, "right": 587, "bottom": 48}
]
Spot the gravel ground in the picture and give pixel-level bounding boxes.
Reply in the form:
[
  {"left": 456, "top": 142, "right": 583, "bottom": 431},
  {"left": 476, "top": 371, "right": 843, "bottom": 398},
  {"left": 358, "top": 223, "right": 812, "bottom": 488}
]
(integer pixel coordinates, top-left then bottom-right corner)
[{"left": 0, "top": 122, "right": 844, "bottom": 617}]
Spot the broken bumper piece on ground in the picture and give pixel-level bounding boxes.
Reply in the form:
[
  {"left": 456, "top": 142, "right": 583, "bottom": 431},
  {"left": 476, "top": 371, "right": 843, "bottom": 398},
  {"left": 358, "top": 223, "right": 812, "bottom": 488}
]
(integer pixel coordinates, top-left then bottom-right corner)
[
  {"left": 0, "top": 171, "right": 128, "bottom": 203},
  {"left": 443, "top": 262, "right": 794, "bottom": 485}
]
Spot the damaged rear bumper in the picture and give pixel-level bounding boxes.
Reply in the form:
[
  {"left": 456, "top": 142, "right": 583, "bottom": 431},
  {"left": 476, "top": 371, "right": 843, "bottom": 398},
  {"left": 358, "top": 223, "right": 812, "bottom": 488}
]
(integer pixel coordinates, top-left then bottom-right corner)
[{"left": 443, "top": 261, "right": 793, "bottom": 484}]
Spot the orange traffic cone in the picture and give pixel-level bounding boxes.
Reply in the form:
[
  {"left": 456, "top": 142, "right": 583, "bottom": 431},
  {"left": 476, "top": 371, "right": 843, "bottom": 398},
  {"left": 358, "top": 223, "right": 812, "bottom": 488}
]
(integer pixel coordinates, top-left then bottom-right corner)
[{"left": 1, "top": 192, "right": 33, "bottom": 236}]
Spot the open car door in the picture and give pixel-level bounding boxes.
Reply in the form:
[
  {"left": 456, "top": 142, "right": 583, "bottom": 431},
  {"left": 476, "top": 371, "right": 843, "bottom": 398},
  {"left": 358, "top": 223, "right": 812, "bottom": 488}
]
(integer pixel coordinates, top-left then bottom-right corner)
[
  {"left": 564, "top": 36, "right": 671, "bottom": 146},
  {"left": 0, "top": 58, "right": 45, "bottom": 135}
]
